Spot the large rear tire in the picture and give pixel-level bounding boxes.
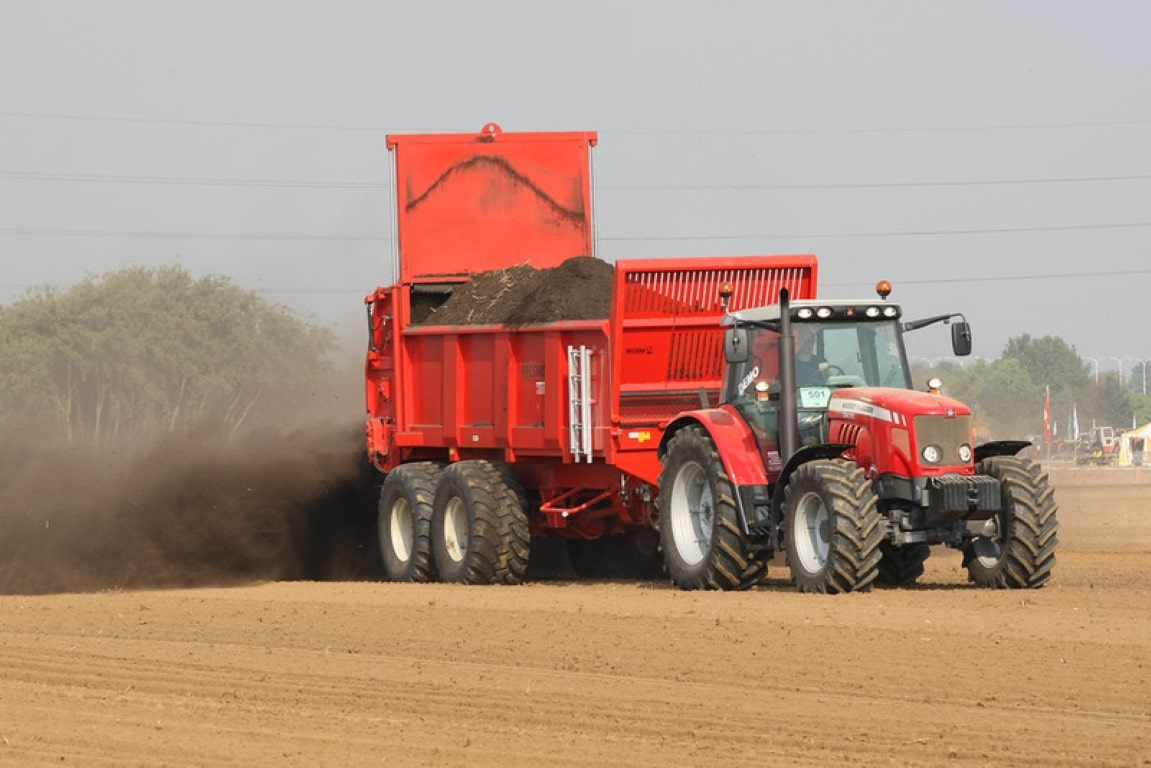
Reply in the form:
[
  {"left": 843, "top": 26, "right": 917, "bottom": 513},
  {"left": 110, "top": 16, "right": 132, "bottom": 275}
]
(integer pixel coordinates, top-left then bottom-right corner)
[
  {"left": 877, "top": 541, "right": 930, "bottom": 587},
  {"left": 963, "top": 456, "right": 1058, "bottom": 589},
  {"left": 658, "top": 426, "right": 767, "bottom": 591},
  {"left": 782, "top": 459, "right": 883, "bottom": 594},
  {"left": 378, "top": 462, "right": 442, "bottom": 582},
  {"left": 431, "top": 461, "right": 530, "bottom": 584}
]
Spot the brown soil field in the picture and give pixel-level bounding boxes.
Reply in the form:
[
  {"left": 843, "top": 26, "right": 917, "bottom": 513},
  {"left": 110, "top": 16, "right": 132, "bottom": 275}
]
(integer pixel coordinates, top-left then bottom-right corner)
[{"left": 1, "top": 468, "right": 1149, "bottom": 766}]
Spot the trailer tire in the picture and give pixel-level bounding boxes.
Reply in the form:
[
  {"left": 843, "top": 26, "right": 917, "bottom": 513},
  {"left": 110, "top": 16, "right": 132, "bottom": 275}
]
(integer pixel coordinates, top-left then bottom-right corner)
[
  {"left": 377, "top": 462, "right": 442, "bottom": 582},
  {"left": 877, "top": 541, "right": 930, "bottom": 587},
  {"left": 782, "top": 459, "right": 883, "bottom": 594},
  {"left": 963, "top": 456, "right": 1058, "bottom": 589},
  {"left": 658, "top": 425, "right": 766, "bottom": 590},
  {"left": 432, "top": 461, "right": 530, "bottom": 585}
]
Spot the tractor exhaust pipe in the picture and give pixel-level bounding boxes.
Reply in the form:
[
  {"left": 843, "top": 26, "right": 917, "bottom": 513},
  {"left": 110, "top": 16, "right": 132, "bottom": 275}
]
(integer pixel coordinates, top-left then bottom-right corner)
[{"left": 777, "top": 288, "right": 799, "bottom": 464}]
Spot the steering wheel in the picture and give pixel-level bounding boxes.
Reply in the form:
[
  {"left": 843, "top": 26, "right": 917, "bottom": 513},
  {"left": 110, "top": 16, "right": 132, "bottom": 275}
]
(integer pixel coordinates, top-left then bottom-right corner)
[{"left": 826, "top": 364, "right": 846, "bottom": 377}]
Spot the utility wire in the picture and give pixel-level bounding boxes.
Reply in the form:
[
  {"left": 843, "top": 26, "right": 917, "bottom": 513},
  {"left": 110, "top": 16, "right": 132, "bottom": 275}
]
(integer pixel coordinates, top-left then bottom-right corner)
[
  {"left": 3, "top": 109, "right": 1150, "bottom": 134},
  {"left": 600, "top": 221, "right": 1151, "bottom": 241},
  {"left": 4, "top": 221, "right": 1151, "bottom": 242},
  {"left": 5, "top": 266, "right": 1150, "bottom": 298},
  {"left": 0, "top": 170, "right": 386, "bottom": 189},
  {"left": 0, "top": 227, "right": 387, "bottom": 242},
  {"left": 3, "top": 169, "right": 1149, "bottom": 191}
]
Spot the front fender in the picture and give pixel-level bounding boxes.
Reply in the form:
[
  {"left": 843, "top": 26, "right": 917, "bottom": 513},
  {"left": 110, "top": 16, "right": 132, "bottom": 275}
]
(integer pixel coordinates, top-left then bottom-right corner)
[
  {"left": 661, "top": 406, "right": 769, "bottom": 487},
  {"left": 974, "top": 440, "right": 1032, "bottom": 463}
]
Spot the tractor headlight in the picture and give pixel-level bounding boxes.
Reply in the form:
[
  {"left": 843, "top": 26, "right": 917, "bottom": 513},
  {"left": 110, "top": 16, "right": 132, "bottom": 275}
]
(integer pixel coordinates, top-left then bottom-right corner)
[
  {"left": 958, "top": 443, "right": 973, "bottom": 463},
  {"left": 921, "top": 444, "right": 943, "bottom": 464}
]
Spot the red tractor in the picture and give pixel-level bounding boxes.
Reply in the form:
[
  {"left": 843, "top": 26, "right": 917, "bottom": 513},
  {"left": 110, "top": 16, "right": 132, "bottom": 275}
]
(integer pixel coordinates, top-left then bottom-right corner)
[{"left": 657, "top": 284, "right": 1060, "bottom": 592}]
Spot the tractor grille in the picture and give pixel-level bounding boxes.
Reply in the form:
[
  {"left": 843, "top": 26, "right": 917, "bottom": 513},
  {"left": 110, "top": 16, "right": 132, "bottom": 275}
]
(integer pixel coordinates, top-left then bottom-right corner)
[{"left": 913, "top": 414, "right": 973, "bottom": 465}]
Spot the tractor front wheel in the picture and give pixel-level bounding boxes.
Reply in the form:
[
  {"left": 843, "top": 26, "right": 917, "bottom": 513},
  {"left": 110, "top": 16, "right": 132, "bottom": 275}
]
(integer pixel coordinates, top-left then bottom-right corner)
[
  {"left": 782, "top": 459, "right": 883, "bottom": 594},
  {"left": 658, "top": 426, "right": 767, "bottom": 590},
  {"left": 963, "top": 456, "right": 1058, "bottom": 589}
]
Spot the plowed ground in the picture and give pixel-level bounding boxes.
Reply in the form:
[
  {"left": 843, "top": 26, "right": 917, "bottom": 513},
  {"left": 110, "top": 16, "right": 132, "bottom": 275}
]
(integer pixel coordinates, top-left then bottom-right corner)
[{"left": 1, "top": 471, "right": 1149, "bottom": 766}]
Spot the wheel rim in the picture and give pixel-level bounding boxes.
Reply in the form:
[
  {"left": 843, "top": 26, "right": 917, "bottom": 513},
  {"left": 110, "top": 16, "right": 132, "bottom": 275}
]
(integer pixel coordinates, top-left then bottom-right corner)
[
  {"left": 442, "top": 496, "right": 469, "bottom": 563},
  {"left": 669, "top": 459, "right": 714, "bottom": 565},
  {"left": 792, "top": 490, "right": 831, "bottom": 574},
  {"left": 389, "top": 497, "right": 414, "bottom": 562}
]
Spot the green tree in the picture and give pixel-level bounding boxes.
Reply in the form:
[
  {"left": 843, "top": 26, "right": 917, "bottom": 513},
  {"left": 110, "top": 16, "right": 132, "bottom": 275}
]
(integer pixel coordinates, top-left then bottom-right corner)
[
  {"left": 1001, "top": 334, "right": 1090, "bottom": 389},
  {"left": 0, "top": 266, "right": 336, "bottom": 445}
]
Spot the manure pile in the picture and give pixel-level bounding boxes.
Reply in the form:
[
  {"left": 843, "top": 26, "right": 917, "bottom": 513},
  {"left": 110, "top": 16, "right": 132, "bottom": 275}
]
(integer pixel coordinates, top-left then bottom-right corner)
[{"left": 417, "top": 256, "right": 615, "bottom": 326}]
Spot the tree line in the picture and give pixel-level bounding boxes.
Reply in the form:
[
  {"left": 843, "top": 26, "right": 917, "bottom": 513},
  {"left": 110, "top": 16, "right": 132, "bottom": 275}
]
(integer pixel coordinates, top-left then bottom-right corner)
[
  {"left": 0, "top": 266, "right": 342, "bottom": 446},
  {"left": 912, "top": 333, "right": 1151, "bottom": 441}
]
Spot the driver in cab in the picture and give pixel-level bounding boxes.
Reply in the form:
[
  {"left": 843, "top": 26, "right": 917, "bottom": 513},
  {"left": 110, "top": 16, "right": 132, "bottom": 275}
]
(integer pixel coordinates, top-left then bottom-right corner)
[{"left": 796, "top": 328, "right": 829, "bottom": 386}]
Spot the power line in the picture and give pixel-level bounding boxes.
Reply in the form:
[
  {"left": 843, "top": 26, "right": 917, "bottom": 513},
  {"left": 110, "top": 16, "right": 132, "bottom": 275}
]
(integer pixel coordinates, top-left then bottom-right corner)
[
  {"left": 0, "top": 227, "right": 388, "bottom": 242},
  {"left": 601, "top": 175, "right": 1151, "bottom": 191},
  {"left": 4, "top": 220, "right": 1151, "bottom": 243},
  {"left": 825, "top": 267, "right": 1151, "bottom": 288},
  {"left": 5, "top": 266, "right": 1149, "bottom": 299},
  {"left": 3, "top": 168, "right": 1149, "bottom": 191},
  {"left": 0, "top": 170, "right": 387, "bottom": 190},
  {"left": 0, "top": 109, "right": 382, "bottom": 132},
  {"left": 600, "top": 221, "right": 1151, "bottom": 241},
  {"left": 3, "top": 109, "right": 1150, "bottom": 135}
]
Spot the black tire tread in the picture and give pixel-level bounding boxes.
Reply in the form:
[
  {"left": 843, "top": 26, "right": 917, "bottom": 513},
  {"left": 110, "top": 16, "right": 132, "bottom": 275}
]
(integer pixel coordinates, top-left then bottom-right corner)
[
  {"left": 877, "top": 541, "right": 931, "bottom": 587},
  {"left": 964, "top": 456, "right": 1059, "bottom": 589},
  {"left": 783, "top": 459, "right": 883, "bottom": 594},
  {"left": 658, "top": 425, "right": 767, "bottom": 591},
  {"left": 378, "top": 462, "right": 441, "bottom": 582},
  {"left": 434, "top": 461, "right": 530, "bottom": 585}
]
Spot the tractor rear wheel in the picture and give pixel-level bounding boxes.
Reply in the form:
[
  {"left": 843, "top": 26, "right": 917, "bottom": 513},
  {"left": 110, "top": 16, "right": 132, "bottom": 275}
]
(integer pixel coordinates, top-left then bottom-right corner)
[
  {"left": 877, "top": 541, "right": 931, "bottom": 587},
  {"left": 782, "top": 459, "right": 883, "bottom": 594},
  {"left": 378, "top": 462, "right": 442, "bottom": 582},
  {"left": 963, "top": 456, "right": 1058, "bottom": 589},
  {"left": 658, "top": 425, "right": 767, "bottom": 590},
  {"left": 431, "top": 460, "right": 530, "bottom": 584}
]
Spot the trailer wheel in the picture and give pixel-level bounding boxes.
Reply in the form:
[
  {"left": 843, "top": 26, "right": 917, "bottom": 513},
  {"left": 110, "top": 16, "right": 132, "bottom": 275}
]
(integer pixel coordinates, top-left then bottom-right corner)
[
  {"left": 432, "top": 461, "right": 530, "bottom": 585},
  {"left": 658, "top": 425, "right": 766, "bottom": 590},
  {"left": 877, "top": 541, "right": 930, "bottom": 587},
  {"left": 377, "top": 462, "right": 442, "bottom": 582},
  {"left": 782, "top": 459, "right": 883, "bottom": 594},
  {"left": 963, "top": 456, "right": 1058, "bottom": 589}
]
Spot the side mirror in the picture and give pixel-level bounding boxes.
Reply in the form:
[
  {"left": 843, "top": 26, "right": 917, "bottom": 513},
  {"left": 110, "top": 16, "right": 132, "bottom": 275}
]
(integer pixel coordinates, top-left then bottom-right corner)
[
  {"left": 725, "top": 327, "right": 750, "bottom": 363},
  {"left": 951, "top": 321, "right": 972, "bottom": 357}
]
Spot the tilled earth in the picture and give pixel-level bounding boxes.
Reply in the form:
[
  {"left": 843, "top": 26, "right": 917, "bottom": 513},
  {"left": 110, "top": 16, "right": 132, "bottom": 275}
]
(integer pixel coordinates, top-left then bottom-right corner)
[{"left": 1, "top": 470, "right": 1149, "bottom": 766}]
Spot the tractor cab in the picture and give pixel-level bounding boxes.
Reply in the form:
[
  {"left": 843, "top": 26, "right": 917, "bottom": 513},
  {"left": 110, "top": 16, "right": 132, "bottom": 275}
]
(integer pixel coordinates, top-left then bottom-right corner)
[{"left": 721, "top": 298, "right": 912, "bottom": 447}]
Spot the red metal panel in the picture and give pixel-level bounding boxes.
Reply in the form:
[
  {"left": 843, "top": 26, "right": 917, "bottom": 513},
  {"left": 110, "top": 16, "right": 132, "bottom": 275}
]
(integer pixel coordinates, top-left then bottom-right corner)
[
  {"left": 387, "top": 123, "right": 599, "bottom": 282},
  {"left": 609, "top": 255, "right": 818, "bottom": 413}
]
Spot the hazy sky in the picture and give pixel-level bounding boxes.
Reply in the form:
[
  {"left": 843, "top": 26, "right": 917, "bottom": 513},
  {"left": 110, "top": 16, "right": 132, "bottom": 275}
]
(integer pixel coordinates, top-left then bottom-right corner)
[{"left": 2, "top": 1, "right": 1148, "bottom": 377}]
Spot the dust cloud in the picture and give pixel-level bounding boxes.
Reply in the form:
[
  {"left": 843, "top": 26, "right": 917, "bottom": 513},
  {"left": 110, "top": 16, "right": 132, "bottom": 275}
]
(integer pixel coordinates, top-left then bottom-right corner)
[{"left": 0, "top": 423, "right": 383, "bottom": 595}]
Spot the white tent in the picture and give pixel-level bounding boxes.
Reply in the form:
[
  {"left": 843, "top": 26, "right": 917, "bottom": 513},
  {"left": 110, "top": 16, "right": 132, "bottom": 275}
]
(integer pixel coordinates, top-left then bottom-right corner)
[{"left": 1118, "top": 423, "right": 1151, "bottom": 466}]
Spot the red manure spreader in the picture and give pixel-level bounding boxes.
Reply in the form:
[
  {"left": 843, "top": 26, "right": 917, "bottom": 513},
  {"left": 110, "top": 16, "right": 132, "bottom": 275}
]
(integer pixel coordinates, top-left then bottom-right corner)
[{"left": 364, "top": 124, "right": 1058, "bottom": 592}]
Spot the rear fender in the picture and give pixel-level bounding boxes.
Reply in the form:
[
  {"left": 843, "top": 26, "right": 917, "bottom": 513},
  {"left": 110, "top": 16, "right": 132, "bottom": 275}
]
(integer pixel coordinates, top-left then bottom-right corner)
[{"left": 660, "top": 407, "right": 768, "bottom": 487}]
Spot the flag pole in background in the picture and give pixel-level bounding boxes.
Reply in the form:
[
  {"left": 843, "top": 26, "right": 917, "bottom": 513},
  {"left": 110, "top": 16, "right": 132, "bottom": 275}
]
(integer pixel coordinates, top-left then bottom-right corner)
[{"left": 1043, "top": 385, "right": 1052, "bottom": 445}]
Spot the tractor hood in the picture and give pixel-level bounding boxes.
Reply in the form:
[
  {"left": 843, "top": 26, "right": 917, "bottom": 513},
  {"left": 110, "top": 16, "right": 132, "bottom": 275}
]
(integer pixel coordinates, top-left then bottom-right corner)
[
  {"left": 826, "top": 387, "right": 975, "bottom": 477},
  {"left": 827, "top": 387, "right": 972, "bottom": 423}
]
